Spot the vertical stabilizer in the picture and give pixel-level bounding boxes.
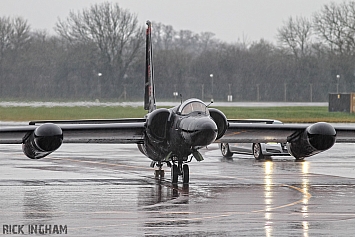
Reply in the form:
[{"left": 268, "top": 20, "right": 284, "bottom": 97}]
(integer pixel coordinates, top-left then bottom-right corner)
[{"left": 144, "top": 21, "right": 156, "bottom": 112}]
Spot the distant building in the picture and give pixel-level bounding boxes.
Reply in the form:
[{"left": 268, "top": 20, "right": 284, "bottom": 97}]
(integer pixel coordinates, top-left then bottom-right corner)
[{"left": 329, "top": 93, "right": 355, "bottom": 113}]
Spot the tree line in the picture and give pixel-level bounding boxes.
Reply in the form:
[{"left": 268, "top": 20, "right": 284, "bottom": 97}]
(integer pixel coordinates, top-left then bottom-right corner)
[{"left": 0, "top": 1, "right": 355, "bottom": 102}]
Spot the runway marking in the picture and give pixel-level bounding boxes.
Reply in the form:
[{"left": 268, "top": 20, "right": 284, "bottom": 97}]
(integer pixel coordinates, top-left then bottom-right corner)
[{"left": 252, "top": 184, "right": 312, "bottom": 213}]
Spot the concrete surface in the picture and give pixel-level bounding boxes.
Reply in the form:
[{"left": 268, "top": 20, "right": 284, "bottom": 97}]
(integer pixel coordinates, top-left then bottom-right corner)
[{"left": 0, "top": 142, "right": 355, "bottom": 236}]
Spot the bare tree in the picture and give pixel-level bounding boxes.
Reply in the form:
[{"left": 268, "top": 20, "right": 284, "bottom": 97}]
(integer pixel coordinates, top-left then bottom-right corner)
[
  {"left": 313, "top": 1, "right": 355, "bottom": 91},
  {"left": 0, "top": 16, "right": 30, "bottom": 60},
  {"left": 55, "top": 2, "right": 145, "bottom": 97},
  {"left": 313, "top": 2, "right": 348, "bottom": 54},
  {"left": 0, "top": 17, "right": 12, "bottom": 60},
  {"left": 11, "top": 17, "right": 31, "bottom": 51},
  {"left": 198, "top": 32, "right": 218, "bottom": 51},
  {"left": 277, "top": 16, "right": 313, "bottom": 59},
  {"left": 0, "top": 16, "right": 30, "bottom": 97},
  {"left": 151, "top": 22, "right": 176, "bottom": 51},
  {"left": 335, "top": 1, "right": 355, "bottom": 53}
]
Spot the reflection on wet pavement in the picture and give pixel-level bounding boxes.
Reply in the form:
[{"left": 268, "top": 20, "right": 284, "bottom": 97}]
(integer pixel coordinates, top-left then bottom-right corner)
[{"left": 1, "top": 143, "right": 355, "bottom": 236}]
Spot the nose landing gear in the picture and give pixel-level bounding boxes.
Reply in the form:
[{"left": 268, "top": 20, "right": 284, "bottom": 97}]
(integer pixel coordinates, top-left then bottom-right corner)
[
  {"left": 154, "top": 169, "right": 165, "bottom": 178},
  {"left": 153, "top": 161, "right": 165, "bottom": 178}
]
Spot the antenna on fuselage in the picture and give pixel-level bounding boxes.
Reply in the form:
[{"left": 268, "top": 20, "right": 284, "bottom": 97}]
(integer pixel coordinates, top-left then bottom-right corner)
[
  {"left": 180, "top": 94, "right": 183, "bottom": 104},
  {"left": 206, "top": 99, "right": 214, "bottom": 107}
]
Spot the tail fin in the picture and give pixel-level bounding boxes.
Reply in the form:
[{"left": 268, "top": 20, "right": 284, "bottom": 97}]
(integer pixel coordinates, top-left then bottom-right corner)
[{"left": 144, "top": 21, "right": 156, "bottom": 112}]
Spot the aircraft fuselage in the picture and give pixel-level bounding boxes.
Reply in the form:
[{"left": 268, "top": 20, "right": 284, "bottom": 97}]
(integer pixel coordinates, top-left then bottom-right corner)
[
  {"left": 138, "top": 99, "right": 222, "bottom": 163},
  {"left": 169, "top": 111, "right": 218, "bottom": 158}
]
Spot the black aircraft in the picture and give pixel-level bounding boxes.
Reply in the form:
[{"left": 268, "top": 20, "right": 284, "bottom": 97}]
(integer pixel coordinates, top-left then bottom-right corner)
[{"left": 1, "top": 21, "right": 355, "bottom": 184}]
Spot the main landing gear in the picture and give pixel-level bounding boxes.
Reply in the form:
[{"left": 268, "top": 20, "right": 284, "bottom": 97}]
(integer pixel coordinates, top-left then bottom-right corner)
[
  {"left": 171, "top": 162, "right": 189, "bottom": 184},
  {"left": 151, "top": 159, "right": 190, "bottom": 184}
]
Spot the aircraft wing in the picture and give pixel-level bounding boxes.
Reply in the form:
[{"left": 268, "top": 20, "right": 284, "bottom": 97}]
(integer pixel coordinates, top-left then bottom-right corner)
[
  {"left": 0, "top": 119, "right": 145, "bottom": 144},
  {"left": 59, "top": 123, "right": 145, "bottom": 143},
  {"left": 331, "top": 125, "right": 355, "bottom": 143},
  {"left": 0, "top": 125, "right": 37, "bottom": 144},
  {"left": 217, "top": 121, "right": 355, "bottom": 159},
  {"left": 218, "top": 121, "right": 355, "bottom": 143},
  {"left": 218, "top": 122, "right": 307, "bottom": 143}
]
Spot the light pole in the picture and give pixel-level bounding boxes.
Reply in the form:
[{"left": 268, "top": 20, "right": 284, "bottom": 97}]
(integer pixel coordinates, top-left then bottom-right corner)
[
  {"left": 210, "top": 74, "right": 214, "bottom": 101},
  {"left": 228, "top": 84, "right": 232, "bottom": 102},
  {"left": 173, "top": 84, "right": 178, "bottom": 100},
  {"left": 336, "top": 74, "right": 340, "bottom": 94},
  {"left": 122, "top": 84, "right": 127, "bottom": 100},
  {"left": 97, "top": 72, "right": 102, "bottom": 99}
]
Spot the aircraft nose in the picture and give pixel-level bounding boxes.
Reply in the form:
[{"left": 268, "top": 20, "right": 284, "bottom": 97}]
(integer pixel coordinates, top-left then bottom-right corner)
[{"left": 190, "top": 118, "right": 218, "bottom": 147}]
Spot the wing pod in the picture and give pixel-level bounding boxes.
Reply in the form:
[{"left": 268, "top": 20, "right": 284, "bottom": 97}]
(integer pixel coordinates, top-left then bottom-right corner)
[
  {"left": 287, "top": 122, "right": 336, "bottom": 159},
  {"left": 22, "top": 123, "right": 63, "bottom": 159},
  {"left": 209, "top": 108, "right": 228, "bottom": 140}
]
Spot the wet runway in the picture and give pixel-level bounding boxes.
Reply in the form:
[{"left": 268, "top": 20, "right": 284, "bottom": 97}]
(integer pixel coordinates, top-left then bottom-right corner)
[{"left": 1, "top": 143, "right": 355, "bottom": 236}]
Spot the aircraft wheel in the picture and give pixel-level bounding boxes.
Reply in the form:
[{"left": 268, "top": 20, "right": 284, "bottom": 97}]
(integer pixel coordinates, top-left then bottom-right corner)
[
  {"left": 171, "top": 164, "right": 179, "bottom": 184},
  {"left": 221, "top": 143, "right": 233, "bottom": 157},
  {"left": 182, "top": 164, "right": 189, "bottom": 184},
  {"left": 295, "top": 157, "right": 305, "bottom": 162},
  {"left": 253, "top": 143, "right": 264, "bottom": 160},
  {"left": 154, "top": 169, "right": 165, "bottom": 178}
]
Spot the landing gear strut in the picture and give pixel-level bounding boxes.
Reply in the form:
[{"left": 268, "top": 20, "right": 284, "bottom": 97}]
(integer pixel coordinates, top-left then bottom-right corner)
[
  {"left": 182, "top": 164, "right": 189, "bottom": 184},
  {"left": 171, "top": 161, "right": 189, "bottom": 184},
  {"left": 154, "top": 162, "right": 165, "bottom": 178}
]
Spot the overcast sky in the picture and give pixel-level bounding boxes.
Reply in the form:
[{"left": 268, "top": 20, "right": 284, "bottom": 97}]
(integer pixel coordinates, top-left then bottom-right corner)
[{"left": 0, "top": 0, "right": 347, "bottom": 43}]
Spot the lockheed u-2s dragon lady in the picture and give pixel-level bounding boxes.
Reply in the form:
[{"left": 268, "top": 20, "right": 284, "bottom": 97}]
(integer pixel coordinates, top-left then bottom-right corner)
[{"left": 1, "top": 21, "right": 355, "bottom": 184}]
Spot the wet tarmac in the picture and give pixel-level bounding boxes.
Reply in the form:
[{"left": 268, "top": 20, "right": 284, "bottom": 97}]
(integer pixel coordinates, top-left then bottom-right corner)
[{"left": 1, "top": 143, "right": 355, "bottom": 236}]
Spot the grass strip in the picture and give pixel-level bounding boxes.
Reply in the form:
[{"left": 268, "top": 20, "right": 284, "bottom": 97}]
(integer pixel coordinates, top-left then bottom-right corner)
[
  {"left": 0, "top": 106, "right": 354, "bottom": 123},
  {"left": 218, "top": 106, "right": 355, "bottom": 123}
]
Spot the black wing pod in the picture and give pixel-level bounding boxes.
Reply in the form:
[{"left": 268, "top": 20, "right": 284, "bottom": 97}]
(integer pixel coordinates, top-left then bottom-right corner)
[
  {"left": 307, "top": 122, "right": 336, "bottom": 150},
  {"left": 287, "top": 122, "right": 336, "bottom": 159},
  {"left": 22, "top": 123, "right": 63, "bottom": 159}
]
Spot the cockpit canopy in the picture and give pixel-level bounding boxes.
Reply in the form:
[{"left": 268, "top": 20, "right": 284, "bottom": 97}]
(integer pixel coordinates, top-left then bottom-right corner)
[{"left": 178, "top": 99, "right": 209, "bottom": 116}]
